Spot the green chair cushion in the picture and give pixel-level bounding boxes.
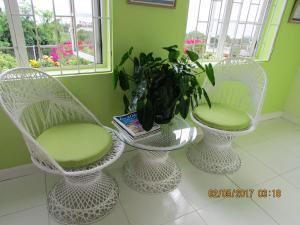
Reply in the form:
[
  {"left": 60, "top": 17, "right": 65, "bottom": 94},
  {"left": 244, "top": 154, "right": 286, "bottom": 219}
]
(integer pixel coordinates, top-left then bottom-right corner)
[
  {"left": 193, "top": 103, "right": 251, "bottom": 131},
  {"left": 36, "top": 123, "right": 112, "bottom": 169}
]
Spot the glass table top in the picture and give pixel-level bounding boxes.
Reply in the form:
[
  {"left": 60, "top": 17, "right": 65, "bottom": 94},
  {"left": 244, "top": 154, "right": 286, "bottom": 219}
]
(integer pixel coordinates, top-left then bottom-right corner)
[{"left": 115, "top": 116, "right": 197, "bottom": 151}]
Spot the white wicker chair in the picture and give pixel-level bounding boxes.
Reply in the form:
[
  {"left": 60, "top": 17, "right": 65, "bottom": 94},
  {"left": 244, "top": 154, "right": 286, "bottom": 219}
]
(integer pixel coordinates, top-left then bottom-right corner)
[
  {"left": 187, "top": 58, "right": 267, "bottom": 174},
  {"left": 0, "top": 68, "right": 125, "bottom": 225}
]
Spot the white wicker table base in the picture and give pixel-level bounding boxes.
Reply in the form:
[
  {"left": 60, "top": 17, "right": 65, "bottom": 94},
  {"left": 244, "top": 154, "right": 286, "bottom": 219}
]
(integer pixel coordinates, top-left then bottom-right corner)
[
  {"left": 47, "top": 172, "right": 119, "bottom": 225},
  {"left": 187, "top": 142, "right": 241, "bottom": 174},
  {"left": 123, "top": 151, "right": 181, "bottom": 193},
  {"left": 187, "top": 141, "right": 241, "bottom": 174}
]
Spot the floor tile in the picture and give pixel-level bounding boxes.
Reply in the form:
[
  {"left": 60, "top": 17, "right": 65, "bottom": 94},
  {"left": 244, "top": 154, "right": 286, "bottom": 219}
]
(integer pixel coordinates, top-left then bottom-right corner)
[
  {"left": 282, "top": 167, "right": 300, "bottom": 189},
  {"left": 112, "top": 170, "right": 194, "bottom": 225},
  {"left": 0, "top": 205, "right": 48, "bottom": 225},
  {"left": 171, "top": 149, "right": 237, "bottom": 210},
  {"left": 252, "top": 176, "right": 300, "bottom": 225},
  {"left": 162, "top": 212, "right": 206, "bottom": 225},
  {"left": 198, "top": 198, "right": 277, "bottom": 225},
  {"left": 0, "top": 173, "right": 46, "bottom": 216},
  {"left": 240, "top": 139, "right": 300, "bottom": 174},
  {"left": 49, "top": 203, "right": 130, "bottom": 225},
  {"left": 45, "top": 174, "right": 60, "bottom": 194},
  {"left": 234, "top": 118, "right": 300, "bottom": 147},
  {"left": 228, "top": 149, "right": 278, "bottom": 188}
]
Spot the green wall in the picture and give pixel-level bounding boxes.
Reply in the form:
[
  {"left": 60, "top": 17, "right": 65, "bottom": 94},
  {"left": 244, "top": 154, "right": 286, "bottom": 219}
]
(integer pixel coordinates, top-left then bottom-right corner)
[
  {"left": 0, "top": 0, "right": 299, "bottom": 169},
  {"left": 284, "top": 66, "right": 300, "bottom": 118},
  {"left": 259, "top": 0, "right": 300, "bottom": 114}
]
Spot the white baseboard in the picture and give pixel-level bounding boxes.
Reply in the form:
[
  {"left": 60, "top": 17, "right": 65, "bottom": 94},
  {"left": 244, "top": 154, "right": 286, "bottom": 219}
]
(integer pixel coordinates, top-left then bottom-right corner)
[
  {"left": 282, "top": 112, "right": 300, "bottom": 126},
  {"left": 258, "top": 112, "right": 283, "bottom": 122},
  {"left": 0, "top": 163, "right": 39, "bottom": 182}
]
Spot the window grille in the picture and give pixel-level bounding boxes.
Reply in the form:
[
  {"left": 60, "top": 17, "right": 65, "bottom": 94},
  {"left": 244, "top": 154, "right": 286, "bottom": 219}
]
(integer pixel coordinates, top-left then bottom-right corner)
[
  {"left": 0, "top": 0, "right": 111, "bottom": 75},
  {"left": 185, "top": 0, "right": 286, "bottom": 61}
]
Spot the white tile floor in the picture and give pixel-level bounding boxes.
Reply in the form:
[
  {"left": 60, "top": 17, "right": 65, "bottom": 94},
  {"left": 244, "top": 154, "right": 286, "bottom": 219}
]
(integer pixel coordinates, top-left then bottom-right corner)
[{"left": 1, "top": 118, "right": 300, "bottom": 225}]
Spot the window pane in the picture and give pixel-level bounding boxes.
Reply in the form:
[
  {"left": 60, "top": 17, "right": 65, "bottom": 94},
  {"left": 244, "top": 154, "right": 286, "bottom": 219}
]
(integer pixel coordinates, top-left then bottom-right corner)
[
  {"left": 230, "top": 2, "right": 242, "bottom": 21},
  {"left": 235, "top": 24, "right": 245, "bottom": 39},
  {"left": 0, "top": 2, "right": 13, "bottom": 47},
  {"left": 28, "top": 47, "right": 58, "bottom": 68},
  {"left": 74, "top": 0, "right": 92, "bottom": 17},
  {"left": 199, "top": 0, "right": 212, "bottom": 21},
  {"left": 53, "top": 0, "right": 71, "bottom": 16},
  {"left": 197, "top": 22, "right": 208, "bottom": 35},
  {"left": 17, "top": 0, "right": 33, "bottom": 15},
  {"left": 21, "top": 16, "right": 38, "bottom": 46},
  {"left": 2, "top": 0, "right": 105, "bottom": 74},
  {"left": 76, "top": 17, "right": 94, "bottom": 46},
  {"left": 240, "top": 0, "right": 252, "bottom": 21},
  {"left": 227, "top": 22, "right": 237, "bottom": 38},
  {"left": 61, "top": 54, "right": 92, "bottom": 75},
  {"left": 186, "top": 0, "right": 200, "bottom": 32},
  {"left": 55, "top": 17, "right": 73, "bottom": 44},
  {"left": 79, "top": 44, "right": 95, "bottom": 58},
  {"left": 32, "top": 0, "right": 53, "bottom": 16},
  {"left": 243, "top": 24, "right": 254, "bottom": 43},
  {"left": 36, "top": 15, "right": 56, "bottom": 46},
  {"left": 212, "top": 1, "right": 223, "bottom": 21},
  {"left": 248, "top": 4, "right": 259, "bottom": 22},
  {"left": 27, "top": 45, "right": 38, "bottom": 60},
  {"left": 0, "top": 49, "right": 17, "bottom": 72}
]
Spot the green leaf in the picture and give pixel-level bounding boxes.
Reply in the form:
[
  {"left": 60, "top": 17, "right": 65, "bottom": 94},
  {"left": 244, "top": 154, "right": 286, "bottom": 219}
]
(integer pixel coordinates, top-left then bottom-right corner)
[
  {"left": 163, "top": 45, "right": 178, "bottom": 51},
  {"left": 193, "top": 93, "right": 199, "bottom": 107},
  {"left": 139, "top": 52, "right": 147, "bottom": 65},
  {"left": 137, "top": 99, "right": 154, "bottom": 131},
  {"left": 186, "top": 50, "right": 199, "bottom": 62},
  {"left": 119, "top": 52, "right": 129, "bottom": 66},
  {"left": 179, "top": 77, "right": 188, "bottom": 95},
  {"left": 178, "top": 97, "right": 190, "bottom": 119},
  {"left": 133, "top": 57, "right": 139, "bottom": 73},
  {"left": 113, "top": 68, "right": 119, "bottom": 89},
  {"left": 202, "top": 88, "right": 211, "bottom": 108},
  {"left": 190, "top": 96, "right": 195, "bottom": 110},
  {"left": 197, "top": 87, "right": 202, "bottom": 99},
  {"left": 119, "top": 47, "right": 133, "bottom": 66},
  {"left": 146, "top": 52, "right": 154, "bottom": 61},
  {"left": 168, "top": 49, "right": 180, "bottom": 62},
  {"left": 175, "top": 102, "right": 180, "bottom": 115},
  {"left": 119, "top": 70, "right": 130, "bottom": 91},
  {"left": 123, "top": 94, "right": 130, "bottom": 113},
  {"left": 190, "top": 76, "right": 198, "bottom": 87},
  {"left": 195, "top": 61, "right": 205, "bottom": 71},
  {"left": 128, "top": 46, "right": 133, "bottom": 56},
  {"left": 205, "top": 63, "right": 215, "bottom": 86}
]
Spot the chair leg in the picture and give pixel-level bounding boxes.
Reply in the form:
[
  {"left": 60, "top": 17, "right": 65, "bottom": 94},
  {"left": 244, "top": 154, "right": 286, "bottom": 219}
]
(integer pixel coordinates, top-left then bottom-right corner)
[
  {"left": 187, "top": 131, "right": 241, "bottom": 174},
  {"left": 47, "top": 172, "right": 119, "bottom": 225}
]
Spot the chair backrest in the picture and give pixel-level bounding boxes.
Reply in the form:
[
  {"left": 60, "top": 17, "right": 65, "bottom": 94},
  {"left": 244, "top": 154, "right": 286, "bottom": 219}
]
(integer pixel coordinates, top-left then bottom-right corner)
[
  {"left": 0, "top": 68, "right": 102, "bottom": 173},
  {"left": 202, "top": 57, "right": 267, "bottom": 123}
]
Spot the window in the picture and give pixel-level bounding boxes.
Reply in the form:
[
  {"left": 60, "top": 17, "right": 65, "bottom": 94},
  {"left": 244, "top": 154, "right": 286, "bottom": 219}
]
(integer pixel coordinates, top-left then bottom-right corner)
[
  {"left": 185, "top": 0, "right": 286, "bottom": 61},
  {"left": 0, "top": 0, "right": 111, "bottom": 75}
]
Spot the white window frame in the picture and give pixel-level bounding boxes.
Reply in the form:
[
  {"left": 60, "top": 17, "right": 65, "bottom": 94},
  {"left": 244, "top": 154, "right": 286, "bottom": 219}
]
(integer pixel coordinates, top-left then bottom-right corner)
[
  {"left": 1, "top": 0, "right": 111, "bottom": 75},
  {"left": 186, "top": 0, "right": 286, "bottom": 61},
  {"left": 3, "top": 0, "right": 28, "bottom": 66}
]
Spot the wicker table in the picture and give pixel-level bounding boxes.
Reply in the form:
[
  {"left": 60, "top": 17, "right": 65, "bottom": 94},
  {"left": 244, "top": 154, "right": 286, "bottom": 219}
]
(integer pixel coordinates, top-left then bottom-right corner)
[{"left": 117, "top": 116, "right": 197, "bottom": 193}]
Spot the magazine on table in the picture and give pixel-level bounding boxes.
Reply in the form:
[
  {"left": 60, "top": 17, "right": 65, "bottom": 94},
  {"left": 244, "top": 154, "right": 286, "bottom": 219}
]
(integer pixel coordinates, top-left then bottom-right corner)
[{"left": 112, "top": 112, "right": 160, "bottom": 140}]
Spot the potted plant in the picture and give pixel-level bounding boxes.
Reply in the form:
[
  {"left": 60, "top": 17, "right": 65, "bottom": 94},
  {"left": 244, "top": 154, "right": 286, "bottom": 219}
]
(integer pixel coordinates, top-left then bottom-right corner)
[{"left": 113, "top": 45, "right": 215, "bottom": 131}]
